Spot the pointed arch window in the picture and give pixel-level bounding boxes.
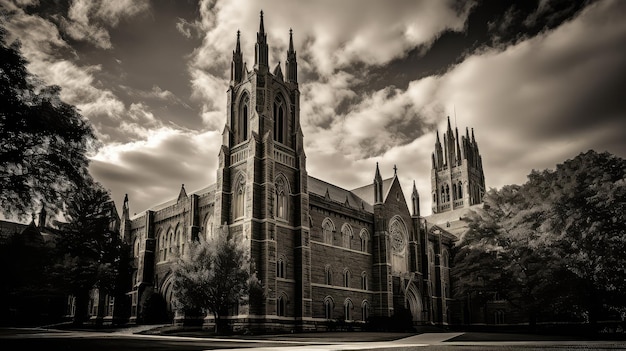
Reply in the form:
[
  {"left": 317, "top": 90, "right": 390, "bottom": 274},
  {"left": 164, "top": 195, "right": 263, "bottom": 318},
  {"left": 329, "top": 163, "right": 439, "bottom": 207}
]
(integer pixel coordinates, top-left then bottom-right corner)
[
  {"left": 277, "top": 294, "right": 287, "bottom": 316},
  {"left": 239, "top": 95, "right": 249, "bottom": 143},
  {"left": 234, "top": 174, "right": 246, "bottom": 219},
  {"left": 440, "top": 186, "right": 445, "bottom": 203},
  {"left": 453, "top": 183, "right": 457, "bottom": 200},
  {"left": 343, "top": 269, "right": 350, "bottom": 288},
  {"left": 276, "top": 256, "right": 285, "bottom": 278},
  {"left": 273, "top": 95, "right": 285, "bottom": 143},
  {"left": 344, "top": 299, "right": 353, "bottom": 321},
  {"left": 167, "top": 228, "right": 175, "bottom": 261},
  {"left": 324, "top": 297, "right": 333, "bottom": 319},
  {"left": 322, "top": 218, "right": 334, "bottom": 245},
  {"left": 275, "top": 176, "right": 288, "bottom": 221},
  {"left": 458, "top": 181, "right": 463, "bottom": 199},
  {"left": 325, "top": 265, "right": 333, "bottom": 285},
  {"left": 176, "top": 225, "right": 184, "bottom": 256},
  {"left": 445, "top": 184, "right": 450, "bottom": 202},
  {"left": 361, "top": 300, "right": 369, "bottom": 321},
  {"left": 204, "top": 215, "right": 214, "bottom": 241},
  {"left": 341, "top": 223, "right": 353, "bottom": 249},
  {"left": 359, "top": 229, "right": 369, "bottom": 252},
  {"left": 361, "top": 272, "right": 368, "bottom": 290}
]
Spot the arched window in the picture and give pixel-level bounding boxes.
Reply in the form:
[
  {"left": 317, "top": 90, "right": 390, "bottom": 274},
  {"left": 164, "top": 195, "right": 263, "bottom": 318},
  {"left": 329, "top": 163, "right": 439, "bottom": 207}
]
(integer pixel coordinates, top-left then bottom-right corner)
[
  {"left": 276, "top": 257, "right": 285, "bottom": 278},
  {"left": 325, "top": 265, "right": 332, "bottom": 285},
  {"left": 389, "top": 216, "right": 407, "bottom": 254},
  {"left": 452, "top": 183, "right": 457, "bottom": 200},
  {"left": 273, "top": 95, "right": 286, "bottom": 143},
  {"left": 343, "top": 269, "right": 350, "bottom": 288},
  {"left": 359, "top": 229, "right": 369, "bottom": 252},
  {"left": 361, "top": 300, "right": 369, "bottom": 321},
  {"left": 442, "top": 250, "right": 449, "bottom": 268},
  {"left": 275, "top": 175, "right": 288, "bottom": 221},
  {"left": 361, "top": 272, "right": 368, "bottom": 290},
  {"left": 238, "top": 95, "right": 249, "bottom": 143},
  {"left": 133, "top": 237, "right": 140, "bottom": 258},
  {"left": 204, "top": 215, "right": 214, "bottom": 241},
  {"left": 322, "top": 218, "right": 334, "bottom": 245},
  {"left": 234, "top": 174, "right": 246, "bottom": 219},
  {"left": 458, "top": 181, "right": 463, "bottom": 199},
  {"left": 440, "top": 186, "right": 445, "bottom": 203},
  {"left": 341, "top": 223, "right": 352, "bottom": 249},
  {"left": 324, "top": 297, "right": 333, "bottom": 319},
  {"left": 445, "top": 184, "right": 450, "bottom": 202},
  {"left": 344, "top": 299, "right": 353, "bottom": 321},
  {"left": 277, "top": 294, "right": 286, "bottom": 316},
  {"left": 166, "top": 228, "right": 174, "bottom": 261},
  {"left": 429, "top": 245, "right": 436, "bottom": 296},
  {"left": 175, "top": 224, "right": 184, "bottom": 256}
]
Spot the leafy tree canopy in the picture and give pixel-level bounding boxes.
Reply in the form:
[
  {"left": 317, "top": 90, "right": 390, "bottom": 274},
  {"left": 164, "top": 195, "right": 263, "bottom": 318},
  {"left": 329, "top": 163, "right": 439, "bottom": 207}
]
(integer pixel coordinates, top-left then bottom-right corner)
[
  {"left": 0, "top": 26, "right": 96, "bottom": 220},
  {"left": 453, "top": 150, "right": 626, "bottom": 323},
  {"left": 172, "top": 228, "right": 262, "bottom": 333}
]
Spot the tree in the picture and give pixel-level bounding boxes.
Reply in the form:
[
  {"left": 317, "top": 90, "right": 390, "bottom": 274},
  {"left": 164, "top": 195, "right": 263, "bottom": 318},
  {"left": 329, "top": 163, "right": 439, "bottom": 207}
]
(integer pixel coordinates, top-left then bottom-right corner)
[
  {"left": 453, "top": 150, "right": 626, "bottom": 326},
  {"left": 171, "top": 227, "right": 262, "bottom": 334},
  {"left": 51, "top": 180, "right": 123, "bottom": 325},
  {"left": 0, "top": 26, "right": 96, "bottom": 220}
]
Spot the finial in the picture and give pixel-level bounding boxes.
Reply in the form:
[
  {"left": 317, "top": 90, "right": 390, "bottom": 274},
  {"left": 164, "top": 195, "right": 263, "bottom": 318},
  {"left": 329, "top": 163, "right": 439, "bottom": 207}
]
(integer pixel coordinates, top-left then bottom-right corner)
[
  {"left": 259, "top": 10, "right": 265, "bottom": 33},
  {"left": 393, "top": 164, "right": 398, "bottom": 175}
]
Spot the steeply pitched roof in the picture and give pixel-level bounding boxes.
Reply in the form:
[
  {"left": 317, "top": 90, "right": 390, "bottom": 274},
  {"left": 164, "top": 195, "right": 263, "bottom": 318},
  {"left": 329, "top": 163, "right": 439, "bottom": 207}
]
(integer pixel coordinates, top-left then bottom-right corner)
[
  {"left": 308, "top": 176, "right": 372, "bottom": 212},
  {"left": 350, "top": 177, "right": 394, "bottom": 206},
  {"left": 424, "top": 204, "right": 483, "bottom": 239}
]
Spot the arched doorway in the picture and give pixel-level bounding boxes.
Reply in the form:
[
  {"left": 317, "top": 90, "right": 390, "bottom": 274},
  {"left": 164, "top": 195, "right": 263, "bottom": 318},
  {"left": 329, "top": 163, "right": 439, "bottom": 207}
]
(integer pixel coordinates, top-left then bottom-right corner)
[{"left": 405, "top": 283, "right": 424, "bottom": 324}]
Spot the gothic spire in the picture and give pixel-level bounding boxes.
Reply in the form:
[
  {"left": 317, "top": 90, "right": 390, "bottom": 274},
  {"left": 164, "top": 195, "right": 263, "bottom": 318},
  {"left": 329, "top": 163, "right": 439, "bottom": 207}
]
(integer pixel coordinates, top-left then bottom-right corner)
[
  {"left": 374, "top": 162, "right": 383, "bottom": 204},
  {"left": 286, "top": 28, "right": 298, "bottom": 83},
  {"left": 122, "top": 193, "right": 129, "bottom": 220},
  {"left": 411, "top": 180, "right": 420, "bottom": 217},
  {"left": 255, "top": 10, "right": 268, "bottom": 70},
  {"left": 231, "top": 30, "right": 243, "bottom": 84}
]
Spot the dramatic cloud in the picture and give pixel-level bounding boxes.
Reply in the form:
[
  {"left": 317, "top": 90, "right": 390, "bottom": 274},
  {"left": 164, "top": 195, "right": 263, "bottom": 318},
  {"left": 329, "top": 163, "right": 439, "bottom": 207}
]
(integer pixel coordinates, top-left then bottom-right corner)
[{"left": 90, "top": 128, "right": 221, "bottom": 215}]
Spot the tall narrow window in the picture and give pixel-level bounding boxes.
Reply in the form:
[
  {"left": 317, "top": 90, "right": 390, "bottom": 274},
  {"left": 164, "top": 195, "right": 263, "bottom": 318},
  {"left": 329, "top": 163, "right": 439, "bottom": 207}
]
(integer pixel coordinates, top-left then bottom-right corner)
[
  {"left": 341, "top": 223, "right": 352, "bottom": 249},
  {"left": 458, "top": 181, "right": 463, "bottom": 199},
  {"left": 322, "top": 218, "right": 334, "bottom": 245},
  {"left": 361, "top": 301, "right": 369, "bottom": 321},
  {"left": 359, "top": 229, "right": 369, "bottom": 252},
  {"left": 445, "top": 184, "right": 450, "bottom": 202},
  {"left": 275, "top": 176, "right": 288, "bottom": 220},
  {"left": 277, "top": 295, "right": 286, "bottom": 316},
  {"left": 452, "top": 183, "right": 457, "bottom": 200},
  {"left": 234, "top": 174, "right": 246, "bottom": 219},
  {"left": 440, "top": 186, "right": 445, "bottom": 203},
  {"left": 344, "top": 299, "right": 353, "bottom": 321},
  {"left": 343, "top": 269, "right": 350, "bottom": 288},
  {"left": 276, "top": 257, "right": 285, "bottom": 278},
  {"left": 240, "top": 96, "right": 249, "bottom": 143},
  {"left": 325, "top": 265, "right": 332, "bottom": 285},
  {"left": 324, "top": 297, "right": 333, "bottom": 319},
  {"left": 274, "top": 95, "right": 285, "bottom": 143},
  {"left": 361, "top": 272, "right": 368, "bottom": 290}
]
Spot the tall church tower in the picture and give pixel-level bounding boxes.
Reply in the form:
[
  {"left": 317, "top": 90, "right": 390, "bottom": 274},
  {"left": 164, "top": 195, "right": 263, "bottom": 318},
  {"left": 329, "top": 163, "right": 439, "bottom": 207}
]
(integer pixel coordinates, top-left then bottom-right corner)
[
  {"left": 213, "top": 12, "right": 311, "bottom": 328},
  {"left": 431, "top": 117, "right": 485, "bottom": 214}
]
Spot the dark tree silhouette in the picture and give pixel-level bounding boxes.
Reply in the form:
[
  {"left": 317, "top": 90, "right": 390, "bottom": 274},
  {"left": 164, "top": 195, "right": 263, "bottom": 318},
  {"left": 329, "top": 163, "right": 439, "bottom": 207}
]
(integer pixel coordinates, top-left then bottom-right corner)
[{"left": 0, "top": 26, "right": 96, "bottom": 220}]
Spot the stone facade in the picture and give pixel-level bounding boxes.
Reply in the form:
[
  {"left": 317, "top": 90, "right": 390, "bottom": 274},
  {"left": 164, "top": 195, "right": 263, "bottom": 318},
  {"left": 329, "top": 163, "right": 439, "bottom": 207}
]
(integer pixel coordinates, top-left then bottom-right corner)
[{"left": 120, "top": 13, "right": 475, "bottom": 331}]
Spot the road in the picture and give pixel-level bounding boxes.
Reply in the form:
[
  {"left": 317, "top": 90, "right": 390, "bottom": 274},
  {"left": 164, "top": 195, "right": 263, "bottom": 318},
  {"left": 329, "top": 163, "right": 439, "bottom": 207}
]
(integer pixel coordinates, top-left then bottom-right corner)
[{"left": 2, "top": 328, "right": 626, "bottom": 351}]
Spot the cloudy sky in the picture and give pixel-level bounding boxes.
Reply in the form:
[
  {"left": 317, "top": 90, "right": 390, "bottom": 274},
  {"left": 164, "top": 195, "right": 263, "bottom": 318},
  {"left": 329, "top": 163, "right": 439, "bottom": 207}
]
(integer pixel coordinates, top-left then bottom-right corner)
[{"left": 2, "top": 0, "right": 625, "bottom": 218}]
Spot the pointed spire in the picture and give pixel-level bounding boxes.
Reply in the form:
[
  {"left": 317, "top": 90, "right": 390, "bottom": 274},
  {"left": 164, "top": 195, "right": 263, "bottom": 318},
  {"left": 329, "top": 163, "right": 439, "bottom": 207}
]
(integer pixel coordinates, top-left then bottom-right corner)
[
  {"left": 286, "top": 28, "right": 298, "bottom": 83},
  {"left": 255, "top": 10, "right": 268, "bottom": 70},
  {"left": 411, "top": 180, "right": 420, "bottom": 217},
  {"left": 177, "top": 184, "right": 187, "bottom": 202},
  {"left": 259, "top": 10, "right": 265, "bottom": 34},
  {"left": 231, "top": 30, "right": 243, "bottom": 83},
  {"left": 455, "top": 127, "right": 462, "bottom": 165},
  {"left": 374, "top": 162, "right": 383, "bottom": 204},
  {"left": 236, "top": 29, "right": 241, "bottom": 53},
  {"left": 471, "top": 128, "right": 476, "bottom": 143}
]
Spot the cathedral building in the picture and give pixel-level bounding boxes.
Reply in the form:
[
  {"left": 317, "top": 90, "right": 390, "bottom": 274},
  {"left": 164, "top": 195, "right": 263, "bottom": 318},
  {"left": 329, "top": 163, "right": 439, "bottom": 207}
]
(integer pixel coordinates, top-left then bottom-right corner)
[{"left": 120, "top": 13, "right": 485, "bottom": 331}]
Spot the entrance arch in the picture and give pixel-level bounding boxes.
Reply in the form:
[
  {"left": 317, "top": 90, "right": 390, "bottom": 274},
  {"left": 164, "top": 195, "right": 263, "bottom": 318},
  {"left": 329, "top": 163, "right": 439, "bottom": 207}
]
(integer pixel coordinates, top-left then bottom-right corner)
[{"left": 405, "top": 283, "right": 424, "bottom": 324}]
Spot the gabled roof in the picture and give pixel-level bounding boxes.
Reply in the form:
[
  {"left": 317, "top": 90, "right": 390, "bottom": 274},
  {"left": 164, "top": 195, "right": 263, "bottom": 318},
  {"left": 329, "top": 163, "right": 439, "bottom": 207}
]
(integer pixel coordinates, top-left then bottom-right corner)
[
  {"left": 350, "top": 177, "right": 394, "bottom": 206},
  {"left": 308, "top": 176, "right": 372, "bottom": 212},
  {"left": 424, "top": 204, "right": 483, "bottom": 239},
  {"left": 132, "top": 183, "right": 217, "bottom": 219}
]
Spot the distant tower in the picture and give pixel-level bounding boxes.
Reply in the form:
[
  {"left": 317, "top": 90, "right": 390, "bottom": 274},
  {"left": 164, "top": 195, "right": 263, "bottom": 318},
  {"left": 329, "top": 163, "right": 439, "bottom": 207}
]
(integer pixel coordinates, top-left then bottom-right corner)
[{"left": 431, "top": 117, "right": 485, "bottom": 213}]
